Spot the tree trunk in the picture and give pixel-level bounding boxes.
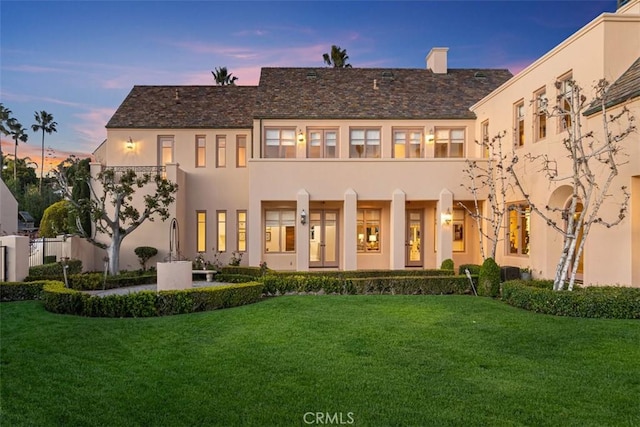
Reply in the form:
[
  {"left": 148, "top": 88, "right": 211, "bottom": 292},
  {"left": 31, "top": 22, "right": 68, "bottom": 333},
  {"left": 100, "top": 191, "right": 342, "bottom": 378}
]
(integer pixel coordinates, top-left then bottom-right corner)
[{"left": 107, "top": 232, "right": 123, "bottom": 276}]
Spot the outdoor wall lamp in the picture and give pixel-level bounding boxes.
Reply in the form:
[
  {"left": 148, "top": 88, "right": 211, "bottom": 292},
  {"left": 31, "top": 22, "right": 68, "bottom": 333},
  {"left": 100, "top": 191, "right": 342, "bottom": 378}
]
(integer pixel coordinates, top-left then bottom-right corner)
[
  {"left": 125, "top": 137, "right": 135, "bottom": 150},
  {"left": 297, "top": 130, "right": 306, "bottom": 144},
  {"left": 425, "top": 128, "right": 435, "bottom": 144},
  {"left": 441, "top": 208, "right": 452, "bottom": 225},
  {"left": 300, "top": 209, "right": 307, "bottom": 225}
]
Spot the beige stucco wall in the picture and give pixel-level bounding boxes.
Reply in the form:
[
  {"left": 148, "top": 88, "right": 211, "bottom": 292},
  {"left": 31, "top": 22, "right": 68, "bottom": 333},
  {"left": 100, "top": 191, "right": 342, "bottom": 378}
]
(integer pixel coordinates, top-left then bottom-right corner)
[
  {"left": 471, "top": 12, "right": 640, "bottom": 286},
  {"left": 0, "top": 235, "right": 29, "bottom": 281},
  {"left": 0, "top": 178, "right": 18, "bottom": 236}
]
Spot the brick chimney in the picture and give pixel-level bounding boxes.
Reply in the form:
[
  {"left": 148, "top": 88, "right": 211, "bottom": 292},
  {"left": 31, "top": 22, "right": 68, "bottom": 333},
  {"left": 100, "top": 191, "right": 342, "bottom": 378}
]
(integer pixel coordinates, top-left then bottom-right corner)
[{"left": 426, "top": 47, "right": 449, "bottom": 74}]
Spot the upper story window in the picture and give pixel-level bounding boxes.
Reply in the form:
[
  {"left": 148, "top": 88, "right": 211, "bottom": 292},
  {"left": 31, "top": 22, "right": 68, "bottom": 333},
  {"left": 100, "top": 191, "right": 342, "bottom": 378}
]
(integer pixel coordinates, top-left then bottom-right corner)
[
  {"left": 534, "top": 88, "right": 547, "bottom": 142},
  {"left": 216, "top": 136, "right": 226, "bottom": 168},
  {"left": 196, "top": 135, "right": 206, "bottom": 167},
  {"left": 507, "top": 203, "right": 530, "bottom": 256},
  {"left": 514, "top": 101, "right": 525, "bottom": 148},
  {"left": 434, "top": 128, "right": 465, "bottom": 158},
  {"left": 236, "top": 135, "right": 247, "bottom": 167},
  {"left": 237, "top": 210, "right": 247, "bottom": 252},
  {"left": 481, "top": 120, "right": 490, "bottom": 158},
  {"left": 350, "top": 128, "right": 380, "bottom": 158},
  {"left": 159, "top": 136, "right": 174, "bottom": 165},
  {"left": 196, "top": 211, "right": 206, "bottom": 253},
  {"left": 308, "top": 129, "right": 338, "bottom": 158},
  {"left": 265, "top": 128, "right": 296, "bottom": 158},
  {"left": 393, "top": 129, "right": 423, "bottom": 158},
  {"left": 557, "top": 72, "right": 573, "bottom": 132}
]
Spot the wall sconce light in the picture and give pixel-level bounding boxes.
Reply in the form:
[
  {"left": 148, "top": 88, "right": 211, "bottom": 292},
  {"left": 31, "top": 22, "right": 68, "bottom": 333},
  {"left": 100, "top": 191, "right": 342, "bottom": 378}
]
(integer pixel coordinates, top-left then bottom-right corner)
[
  {"left": 441, "top": 208, "right": 452, "bottom": 225},
  {"left": 300, "top": 209, "right": 307, "bottom": 225},
  {"left": 425, "top": 128, "right": 435, "bottom": 144},
  {"left": 297, "top": 130, "right": 306, "bottom": 144},
  {"left": 126, "top": 137, "right": 135, "bottom": 150}
]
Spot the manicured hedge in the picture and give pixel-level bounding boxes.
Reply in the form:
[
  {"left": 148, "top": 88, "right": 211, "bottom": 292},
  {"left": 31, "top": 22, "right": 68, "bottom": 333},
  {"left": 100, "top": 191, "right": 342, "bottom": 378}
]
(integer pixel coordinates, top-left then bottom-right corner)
[
  {"left": 220, "top": 266, "right": 265, "bottom": 277},
  {"left": 66, "top": 272, "right": 158, "bottom": 290},
  {"left": 501, "top": 280, "right": 640, "bottom": 319},
  {"left": 261, "top": 274, "right": 475, "bottom": 296},
  {"left": 42, "top": 281, "right": 264, "bottom": 317},
  {"left": 215, "top": 274, "right": 257, "bottom": 283},
  {"left": 459, "top": 264, "right": 481, "bottom": 275},
  {"left": 0, "top": 280, "right": 59, "bottom": 301},
  {"left": 25, "top": 259, "right": 83, "bottom": 281},
  {"left": 271, "top": 269, "right": 454, "bottom": 279}
]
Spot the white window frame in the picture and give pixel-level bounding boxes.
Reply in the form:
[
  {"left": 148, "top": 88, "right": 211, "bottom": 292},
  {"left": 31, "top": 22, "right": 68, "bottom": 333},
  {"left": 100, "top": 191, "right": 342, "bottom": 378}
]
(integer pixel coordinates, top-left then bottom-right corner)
[
  {"left": 308, "top": 129, "right": 338, "bottom": 158},
  {"left": 196, "top": 135, "right": 206, "bottom": 168},
  {"left": 506, "top": 203, "right": 531, "bottom": 256},
  {"left": 264, "top": 128, "right": 296, "bottom": 158},
  {"left": 534, "top": 88, "right": 547, "bottom": 142},
  {"left": 393, "top": 129, "right": 423, "bottom": 158},
  {"left": 357, "top": 209, "right": 381, "bottom": 253},
  {"left": 216, "top": 135, "right": 226, "bottom": 168},
  {"left": 514, "top": 101, "right": 525, "bottom": 148},
  {"left": 350, "top": 128, "right": 381, "bottom": 158},
  {"left": 264, "top": 209, "right": 296, "bottom": 253},
  {"left": 434, "top": 128, "right": 465, "bottom": 158}
]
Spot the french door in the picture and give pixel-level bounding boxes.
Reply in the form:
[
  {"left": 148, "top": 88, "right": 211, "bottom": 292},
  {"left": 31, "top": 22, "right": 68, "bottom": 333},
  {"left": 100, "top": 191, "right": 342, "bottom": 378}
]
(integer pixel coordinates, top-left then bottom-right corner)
[
  {"left": 309, "top": 210, "right": 339, "bottom": 268},
  {"left": 406, "top": 210, "right": 423, "bottom": 267}
]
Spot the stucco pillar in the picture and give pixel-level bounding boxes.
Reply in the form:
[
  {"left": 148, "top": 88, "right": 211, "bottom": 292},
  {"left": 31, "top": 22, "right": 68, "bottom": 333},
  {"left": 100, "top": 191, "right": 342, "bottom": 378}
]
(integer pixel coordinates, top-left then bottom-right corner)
[
  {"left": 0, "top": 236, "right": 29, "bottom": 282},
  {"left": 436, "top": 188, "right": 453, "bottom": 267},
  {"left": 390, "top": 189, "right": 406, "bottom": 270},
  {"left": 296, "top": 189, "right": 310, "bottom": 271},
  {"left": 248, "top": 195, "right": 262, "bottom": 267},
  {"left": 343, "top": 188, "right": 358, "bottom": 271}
]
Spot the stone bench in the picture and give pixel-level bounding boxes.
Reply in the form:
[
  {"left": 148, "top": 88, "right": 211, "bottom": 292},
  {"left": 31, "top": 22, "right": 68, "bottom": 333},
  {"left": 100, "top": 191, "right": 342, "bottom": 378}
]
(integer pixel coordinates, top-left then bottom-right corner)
[{"left": 192, "top": 270, "right": 216, "bottom": 282}]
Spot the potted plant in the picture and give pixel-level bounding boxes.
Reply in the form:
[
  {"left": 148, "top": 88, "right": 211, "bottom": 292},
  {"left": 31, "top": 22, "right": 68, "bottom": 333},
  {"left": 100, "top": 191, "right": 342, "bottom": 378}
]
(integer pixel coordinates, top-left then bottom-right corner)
[{"left": 520, "top": 267, "right": 532, "bottom": 281}]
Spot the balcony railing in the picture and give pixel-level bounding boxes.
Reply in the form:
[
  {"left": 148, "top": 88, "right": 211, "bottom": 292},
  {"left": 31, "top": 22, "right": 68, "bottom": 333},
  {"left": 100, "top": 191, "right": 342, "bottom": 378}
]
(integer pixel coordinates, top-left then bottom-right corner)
[{"left": 102, "top": 165, "right": 166, "bottom": 180}]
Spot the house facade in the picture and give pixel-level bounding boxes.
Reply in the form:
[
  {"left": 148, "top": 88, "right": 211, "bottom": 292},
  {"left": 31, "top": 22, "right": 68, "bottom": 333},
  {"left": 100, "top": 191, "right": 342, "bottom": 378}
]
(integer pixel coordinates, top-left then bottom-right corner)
[{"left": 95, "top": 0, "right": 640, "bottom": 285}]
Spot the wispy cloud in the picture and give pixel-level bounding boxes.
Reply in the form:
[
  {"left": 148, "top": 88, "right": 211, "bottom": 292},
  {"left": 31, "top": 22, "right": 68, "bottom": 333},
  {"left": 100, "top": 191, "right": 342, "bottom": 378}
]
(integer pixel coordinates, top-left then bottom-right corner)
[{"left": 72, "top": 108, "right": 113, "bottom": 150}]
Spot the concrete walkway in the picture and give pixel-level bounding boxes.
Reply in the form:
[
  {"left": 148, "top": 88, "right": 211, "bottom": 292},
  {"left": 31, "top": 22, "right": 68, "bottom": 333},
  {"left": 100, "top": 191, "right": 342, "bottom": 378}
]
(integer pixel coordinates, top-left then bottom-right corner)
[{"left": 84, "top": 281, "right": 232, "bottom": 297}]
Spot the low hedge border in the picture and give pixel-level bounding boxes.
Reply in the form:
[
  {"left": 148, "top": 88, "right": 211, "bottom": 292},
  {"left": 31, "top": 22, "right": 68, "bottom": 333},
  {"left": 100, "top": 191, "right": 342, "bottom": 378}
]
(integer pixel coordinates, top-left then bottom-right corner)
[
  {"left": 0, "top": 280, "right": 59, "bottom": 301},
  {"left": 262, "top": 274, "right": 475, "bottom": 296},
  {"left": 25, "top": 259, "right": 83, "bottom": 281},
  {"left": 501, "top": 280, "right": 640, "bottom": 319},
  {"left": 42, "top": 281, "right": 264, "bottom": 317},
  {"left": 271, "top": 269, "right": 454, "bottom": 279}
]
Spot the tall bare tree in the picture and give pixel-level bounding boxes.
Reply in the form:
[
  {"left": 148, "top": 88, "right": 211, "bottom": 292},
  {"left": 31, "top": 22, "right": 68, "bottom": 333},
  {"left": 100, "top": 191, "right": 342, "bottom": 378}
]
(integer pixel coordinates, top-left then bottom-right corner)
[
  {"left": 507, "top": 79, "right": 635, "bottom": 291},
  {"left": 323, "top": 45, "right": 352, "bottom": 68},
  {"left": 31, "top": 110, "right": 57, "bottom": 194},
  {"left": 460, "top": 131, "right": 510, "bottom": 260},
  {"left": 54, "top": 160, "right": 178, "bottom": 275}
]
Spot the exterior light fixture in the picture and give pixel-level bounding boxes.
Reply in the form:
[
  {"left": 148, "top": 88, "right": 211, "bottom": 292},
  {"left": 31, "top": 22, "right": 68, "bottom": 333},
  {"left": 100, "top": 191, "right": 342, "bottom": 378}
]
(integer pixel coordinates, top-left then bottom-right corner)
[
  {"left": 425, "top": 128, "right": 435, "bottom": 144},
  {"left": 126, "top": 137, "right": 135, "bottom": 150},
  {"left": 297, "top": 130, "right": 306, "bottom": 144},
  {"left": 300, "top": 209, "right": 307, "bottom": 225},
  {"left": 441, "top": 208, "right": 452, "bottom": 225}
]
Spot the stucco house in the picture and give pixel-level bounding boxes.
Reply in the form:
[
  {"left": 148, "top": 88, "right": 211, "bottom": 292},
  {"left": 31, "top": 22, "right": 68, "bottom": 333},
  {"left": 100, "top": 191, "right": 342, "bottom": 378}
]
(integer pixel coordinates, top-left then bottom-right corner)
[{"left": 94, "top": 0, "right": 639, "bottom": 286}]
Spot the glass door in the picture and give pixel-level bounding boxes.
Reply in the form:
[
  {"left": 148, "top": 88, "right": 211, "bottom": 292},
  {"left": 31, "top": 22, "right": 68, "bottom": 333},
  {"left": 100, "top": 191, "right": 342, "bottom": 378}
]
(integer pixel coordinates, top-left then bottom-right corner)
[
  {"left": 310, "top": 210, "right": 339, "bottom": 268},
  {"left": 406, "top": 210, "right": 423, "bottom": 267}
]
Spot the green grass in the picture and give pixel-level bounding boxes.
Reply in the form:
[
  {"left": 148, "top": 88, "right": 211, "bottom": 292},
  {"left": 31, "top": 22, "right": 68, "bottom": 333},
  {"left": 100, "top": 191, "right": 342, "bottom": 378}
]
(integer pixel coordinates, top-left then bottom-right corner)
[{"left": 1, "top": 296, "right": 639, "bottom": 426}]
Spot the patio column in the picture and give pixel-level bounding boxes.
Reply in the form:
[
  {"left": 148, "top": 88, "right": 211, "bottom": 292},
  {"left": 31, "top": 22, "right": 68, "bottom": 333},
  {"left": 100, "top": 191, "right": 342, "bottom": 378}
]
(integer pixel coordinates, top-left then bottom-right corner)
[
  {"left": 343, "top": 188, "right": 358, "bottom": 271},
  {"left": 436, "top": 188, "right": 453, "bottom": 267},
  {"left": 390, "top": 189, "right": 406, "bottom": 270},
  {"left": 296, "top": 189, "right": 310, "bottom": 271}
]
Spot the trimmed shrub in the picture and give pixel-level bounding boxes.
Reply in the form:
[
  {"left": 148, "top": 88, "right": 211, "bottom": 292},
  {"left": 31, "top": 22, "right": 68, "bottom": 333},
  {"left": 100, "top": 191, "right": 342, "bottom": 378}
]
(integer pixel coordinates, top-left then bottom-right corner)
[
  {"left": 0, "top": 280, "right": 58, "bottom": 301},
  {"left": 67, "top": 272, "right": 158, "bottom": 291},
  {"left": 459, "top": 264, "right": 481, "bottom": 275},
  {"left": 26, "top": 259, "right": 83, "bottom": 281},
  {"left": 214, "top": 273, "right": 256, "bottom": 283},
  {"left": 440, "top": 258, "right": 454, "bottom": 271},
  {"left": 134, "top": 246, "right": 158, "bottom": 271},
  {"left": 261, "top": 274, "right": 474, "bottom": 296},
  {"left": 272, "top": 269, "right": 452, "bottom": 279},
  {"left": 220, "top": 266, "right": 265, "bottom": 278},
  {"left": 478, "top": 258, "right": 501, "bottom": 297},
  {"left": 501, "top": 280, "right": 640, "bottom": 319},
  {"left": 42, "top": 281, "right": 264, "bottom": 317}
]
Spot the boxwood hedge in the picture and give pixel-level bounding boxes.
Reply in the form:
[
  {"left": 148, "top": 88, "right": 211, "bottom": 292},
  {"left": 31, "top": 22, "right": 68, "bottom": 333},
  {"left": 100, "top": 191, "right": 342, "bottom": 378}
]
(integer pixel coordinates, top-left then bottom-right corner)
[
  {"left": 0, "top": 280, "right": 58, "bottom": 301},
  {"left": 501, "top": 280, "right": 640, "bottom": 319},
  {"left": 42, "top": 281, "right": 264, "bottom": 317}
]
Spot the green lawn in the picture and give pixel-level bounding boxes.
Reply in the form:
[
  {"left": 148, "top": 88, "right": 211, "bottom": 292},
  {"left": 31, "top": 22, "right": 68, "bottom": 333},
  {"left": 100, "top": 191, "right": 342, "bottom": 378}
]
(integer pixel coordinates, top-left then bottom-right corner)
[{"left": 1, "top": 296, "right": 639, "bottom": 426}]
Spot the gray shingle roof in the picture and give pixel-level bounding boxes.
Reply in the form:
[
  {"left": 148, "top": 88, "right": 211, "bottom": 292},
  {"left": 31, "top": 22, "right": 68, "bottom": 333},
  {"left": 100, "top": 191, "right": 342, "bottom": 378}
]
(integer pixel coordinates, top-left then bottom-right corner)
[
  {"left": 254, "top": 67, "right": 512, "bottom": 120},
  {"left": 106, "top": 85, "right": 257, "bottom": 129},
  {"left": 584, "top": 57, "right": 640, "bottom": 116}
]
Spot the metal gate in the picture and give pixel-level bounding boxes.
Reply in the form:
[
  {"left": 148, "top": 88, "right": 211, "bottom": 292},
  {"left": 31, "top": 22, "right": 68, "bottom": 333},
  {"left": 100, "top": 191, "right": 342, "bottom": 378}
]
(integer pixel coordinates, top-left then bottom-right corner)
[{"left": 29, "top": 238, "right": 66, "bottom": 268}]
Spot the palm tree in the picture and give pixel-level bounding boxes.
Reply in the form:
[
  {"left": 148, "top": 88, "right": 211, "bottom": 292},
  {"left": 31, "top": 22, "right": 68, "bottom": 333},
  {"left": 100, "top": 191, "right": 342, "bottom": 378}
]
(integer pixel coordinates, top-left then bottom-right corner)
[
  {"left": 8, "top": 118, "right": 28, "bottom": 183},
  {"left": 211, "top": 67, "right": 238, "bottom": 86},
  {"left": 31, "top": 110, "right": 57, "bottom": 193},
  {"left": 323, "top": 45, "right": 352, "bottom": 68},
  {"left": 0, "top": 103, "right": 13, "bottom": 170}
]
